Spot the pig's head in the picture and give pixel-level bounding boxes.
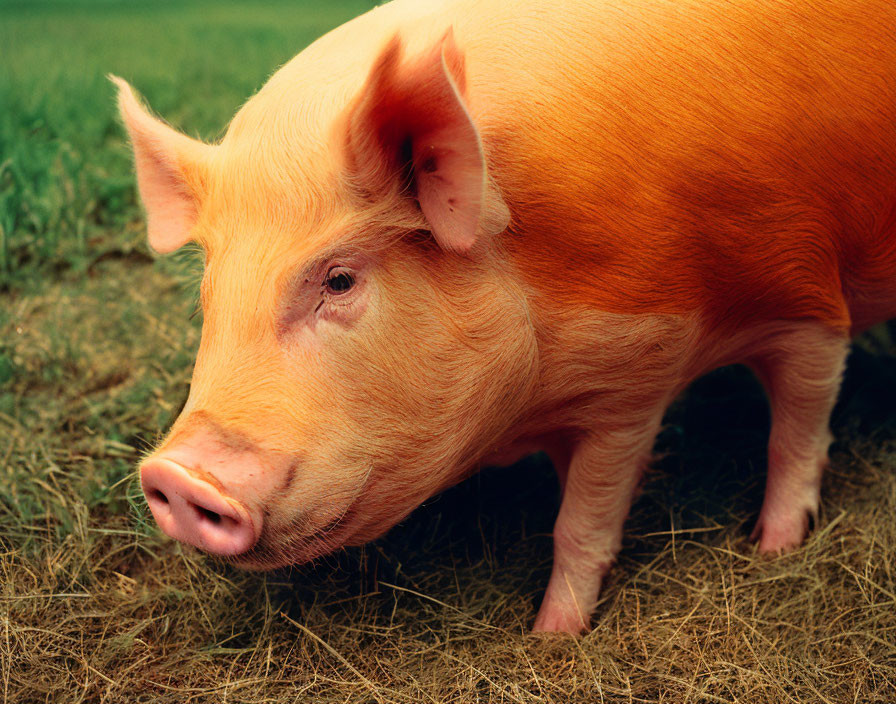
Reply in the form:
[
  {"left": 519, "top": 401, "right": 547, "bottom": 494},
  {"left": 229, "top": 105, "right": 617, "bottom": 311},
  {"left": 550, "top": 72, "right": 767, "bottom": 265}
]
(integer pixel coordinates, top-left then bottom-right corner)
[{"left": 116, "top": 32, "right": 538, "bottom": 568}]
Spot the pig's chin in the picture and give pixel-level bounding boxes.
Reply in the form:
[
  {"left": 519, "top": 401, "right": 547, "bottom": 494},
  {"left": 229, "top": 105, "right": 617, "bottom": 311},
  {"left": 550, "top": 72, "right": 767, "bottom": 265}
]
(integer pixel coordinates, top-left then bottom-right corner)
[
  {"left": 225, "top": 502, "right": 382, "bottom": 571},
  {"left": 223, "top": 476, "right": 424, "bottom": 570},
  {"left": 227, "top": 518, "right": 354, "bottom": 571}
]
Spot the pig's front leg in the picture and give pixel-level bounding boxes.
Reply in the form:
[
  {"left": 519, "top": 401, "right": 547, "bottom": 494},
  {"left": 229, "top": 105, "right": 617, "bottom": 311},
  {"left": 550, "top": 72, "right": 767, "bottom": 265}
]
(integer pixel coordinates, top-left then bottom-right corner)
[{"left": 533, "top": 415, "right": 664, "bottom": 633}]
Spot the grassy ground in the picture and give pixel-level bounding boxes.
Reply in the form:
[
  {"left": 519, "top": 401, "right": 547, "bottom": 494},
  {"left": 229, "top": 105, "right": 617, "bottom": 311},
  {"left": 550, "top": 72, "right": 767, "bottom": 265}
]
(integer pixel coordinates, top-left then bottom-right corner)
[{"left": 2, "top": 1, "right": 896, "bottom": 702}]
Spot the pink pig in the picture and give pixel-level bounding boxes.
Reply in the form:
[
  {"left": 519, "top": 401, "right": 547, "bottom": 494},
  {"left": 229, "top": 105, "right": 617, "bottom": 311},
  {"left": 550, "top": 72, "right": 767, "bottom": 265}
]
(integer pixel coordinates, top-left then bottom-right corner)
[{"left": 116, "top": 0, "right": 896, "bottom": 632}]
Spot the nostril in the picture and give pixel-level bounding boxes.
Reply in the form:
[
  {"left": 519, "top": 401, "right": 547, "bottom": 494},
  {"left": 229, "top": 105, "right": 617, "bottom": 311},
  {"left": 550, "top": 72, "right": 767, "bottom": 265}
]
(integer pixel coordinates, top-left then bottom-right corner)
[
  {"left": 195, "top": 504, "right": 223, "bottom": 525},
  {"left": 148, "top": 488, "right": 169, "bottom": 505},
  {"left": 140, "top": 457, "right": 260, "bottom": 555}
]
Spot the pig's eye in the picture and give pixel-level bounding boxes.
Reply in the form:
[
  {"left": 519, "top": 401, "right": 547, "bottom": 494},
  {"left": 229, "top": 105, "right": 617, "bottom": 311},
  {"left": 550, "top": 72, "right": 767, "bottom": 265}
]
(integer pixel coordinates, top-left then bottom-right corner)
[{"left": 325, "top": 266, "right": 355, "bottom": 294}]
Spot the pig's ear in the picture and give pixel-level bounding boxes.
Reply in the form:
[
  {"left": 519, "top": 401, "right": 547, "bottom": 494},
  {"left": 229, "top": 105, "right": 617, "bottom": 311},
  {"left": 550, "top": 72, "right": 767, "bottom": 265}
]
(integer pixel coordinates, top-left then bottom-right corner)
[
  {"left": 110, "top": 76, "right": 212, "bottom": 253},
  {"left": 343, "top": 31, "right": 509, "bottom": 253}
]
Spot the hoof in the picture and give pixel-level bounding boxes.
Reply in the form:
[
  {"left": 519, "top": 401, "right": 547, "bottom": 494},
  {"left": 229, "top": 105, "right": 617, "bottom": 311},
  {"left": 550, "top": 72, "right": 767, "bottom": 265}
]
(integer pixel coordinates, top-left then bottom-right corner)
[
  {"left": 532, "top": 603, "right": 589, "bottom": 634},
  {"left": 750, "top": 506, "right": 814, "bottom": 553}
]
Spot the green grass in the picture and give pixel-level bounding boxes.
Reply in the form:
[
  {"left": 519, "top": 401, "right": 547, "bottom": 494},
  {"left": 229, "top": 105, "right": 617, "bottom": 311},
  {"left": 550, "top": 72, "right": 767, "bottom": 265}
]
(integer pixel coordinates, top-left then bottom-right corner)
[
  {"left": 0, "top": 0, "right": 374, "bottom": 290},
  {"left": 2, "top": 1, "right": 896, "bottom": 702}
]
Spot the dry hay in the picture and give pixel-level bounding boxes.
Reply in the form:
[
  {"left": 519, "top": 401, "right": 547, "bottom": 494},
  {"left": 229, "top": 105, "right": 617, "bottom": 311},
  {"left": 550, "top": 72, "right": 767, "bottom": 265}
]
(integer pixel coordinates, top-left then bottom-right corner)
[{"left": 3, "top": 320, "right": 896, "bottom": 702}]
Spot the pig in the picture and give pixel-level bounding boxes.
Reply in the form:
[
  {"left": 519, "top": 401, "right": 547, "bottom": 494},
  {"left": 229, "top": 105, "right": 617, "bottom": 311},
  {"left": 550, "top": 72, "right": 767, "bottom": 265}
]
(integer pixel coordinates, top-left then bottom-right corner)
[{"left": 114, "top": 0, "right": 896, "bottom": 633}]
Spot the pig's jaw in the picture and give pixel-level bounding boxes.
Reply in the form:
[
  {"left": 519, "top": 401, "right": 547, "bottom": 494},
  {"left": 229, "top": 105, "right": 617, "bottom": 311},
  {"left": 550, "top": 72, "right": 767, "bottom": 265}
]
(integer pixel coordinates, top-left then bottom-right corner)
[
  {"left": 226, "top": 466, "right": 393, "bottom": 569},
  {"left": 227, "top": 524, "right": 352, "bottom": 571},
  {"left": 227, "top": 462, "right": 455, "bottom": 570},
  {"left": 227, "top": 505, "right": 360, "bottom": 570}
]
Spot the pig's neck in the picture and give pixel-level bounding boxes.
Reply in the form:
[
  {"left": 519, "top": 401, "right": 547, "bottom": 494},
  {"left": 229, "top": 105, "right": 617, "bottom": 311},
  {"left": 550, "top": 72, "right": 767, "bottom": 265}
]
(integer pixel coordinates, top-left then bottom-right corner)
[
  {"left": 477, "top": 276, "right": 732, "bottom": 470},
  {"left": 481, "top": 276, "right": 821, "bottom": 472}
]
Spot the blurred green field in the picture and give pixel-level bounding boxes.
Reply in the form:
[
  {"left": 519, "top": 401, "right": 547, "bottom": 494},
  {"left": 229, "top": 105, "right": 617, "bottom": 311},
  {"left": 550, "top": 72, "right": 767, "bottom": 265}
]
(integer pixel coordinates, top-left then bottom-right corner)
[
  {"left": 0, "top": 0, "right": 374, "bottom": 291},
  {"left": 2, "top": 1, "right": 896, "bottom": 702}
]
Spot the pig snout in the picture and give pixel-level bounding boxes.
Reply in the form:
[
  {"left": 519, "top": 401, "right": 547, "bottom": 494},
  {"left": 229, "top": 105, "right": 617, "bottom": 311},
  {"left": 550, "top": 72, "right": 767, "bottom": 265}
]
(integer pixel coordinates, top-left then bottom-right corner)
[{"left": 140, "top": 457, "right": 262, "bottom": 556}]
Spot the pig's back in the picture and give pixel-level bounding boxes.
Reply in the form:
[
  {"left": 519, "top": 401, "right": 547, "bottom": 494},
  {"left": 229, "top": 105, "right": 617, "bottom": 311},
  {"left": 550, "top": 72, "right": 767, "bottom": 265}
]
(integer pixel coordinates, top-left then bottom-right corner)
[{"left": 456, "top": 0, "right": 896, "bottom": 333}]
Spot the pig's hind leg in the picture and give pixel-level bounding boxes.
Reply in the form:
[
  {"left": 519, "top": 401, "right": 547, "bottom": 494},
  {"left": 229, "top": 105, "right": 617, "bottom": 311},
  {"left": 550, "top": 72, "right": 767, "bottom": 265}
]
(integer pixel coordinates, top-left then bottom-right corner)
[{"left": 748, "top": 323, "right": 849, "bottom": 553}]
